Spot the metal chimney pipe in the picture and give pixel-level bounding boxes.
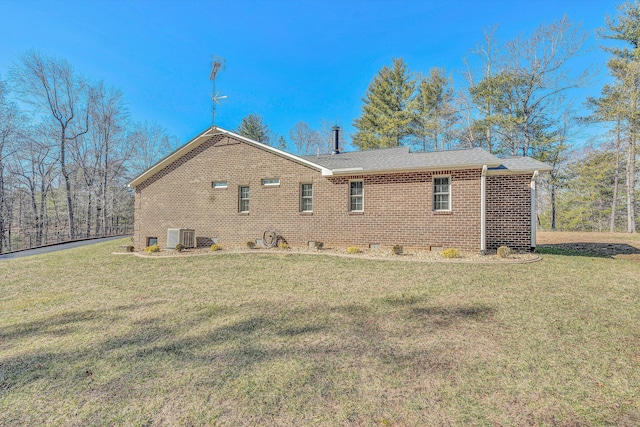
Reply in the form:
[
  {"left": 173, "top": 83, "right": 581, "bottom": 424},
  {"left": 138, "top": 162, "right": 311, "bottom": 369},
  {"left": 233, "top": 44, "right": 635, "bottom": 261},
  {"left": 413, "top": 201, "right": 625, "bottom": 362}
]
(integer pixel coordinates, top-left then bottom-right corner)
[{"left": 332, "top": 126, "right": 340, "bottom": 154}]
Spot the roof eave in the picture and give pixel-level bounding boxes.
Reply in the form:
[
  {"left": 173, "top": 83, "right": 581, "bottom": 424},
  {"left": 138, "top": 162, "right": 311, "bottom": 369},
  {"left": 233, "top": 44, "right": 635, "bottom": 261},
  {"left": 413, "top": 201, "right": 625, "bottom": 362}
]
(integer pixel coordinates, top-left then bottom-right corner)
[
  {"left": 327, "top": 162, "right": 502, "bottom": 176},
  {"left": 486, "top": 166, "right": 553, "bottom": 176}
]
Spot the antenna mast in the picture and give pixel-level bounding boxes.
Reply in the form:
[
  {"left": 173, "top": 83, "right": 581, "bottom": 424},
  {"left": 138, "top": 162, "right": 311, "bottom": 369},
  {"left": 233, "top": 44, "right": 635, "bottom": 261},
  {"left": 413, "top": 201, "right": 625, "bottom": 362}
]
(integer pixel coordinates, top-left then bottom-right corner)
[{"left": 209, "top": 55, "right": 227, "bottom": 128}]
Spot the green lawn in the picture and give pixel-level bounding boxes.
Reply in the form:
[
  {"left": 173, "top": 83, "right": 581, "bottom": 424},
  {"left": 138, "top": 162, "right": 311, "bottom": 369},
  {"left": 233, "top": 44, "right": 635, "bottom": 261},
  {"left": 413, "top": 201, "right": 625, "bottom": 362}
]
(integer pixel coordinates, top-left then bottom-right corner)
[{"left": 1, "top": 239, "right": 639, "bottom": 426}]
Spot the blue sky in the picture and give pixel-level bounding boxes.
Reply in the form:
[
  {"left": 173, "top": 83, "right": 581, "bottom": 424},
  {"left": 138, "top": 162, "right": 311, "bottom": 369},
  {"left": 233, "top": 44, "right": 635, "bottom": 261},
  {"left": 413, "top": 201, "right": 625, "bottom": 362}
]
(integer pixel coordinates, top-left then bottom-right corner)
[{"left": 0, "top": 0, "right": 620, "bottom": 151}]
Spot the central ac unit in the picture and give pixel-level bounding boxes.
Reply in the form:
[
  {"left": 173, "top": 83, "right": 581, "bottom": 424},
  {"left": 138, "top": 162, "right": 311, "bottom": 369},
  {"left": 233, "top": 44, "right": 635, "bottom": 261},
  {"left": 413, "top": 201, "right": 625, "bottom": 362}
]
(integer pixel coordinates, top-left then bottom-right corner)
[{"left": 167, "top": 228, "right": 195, "bottom": 249}]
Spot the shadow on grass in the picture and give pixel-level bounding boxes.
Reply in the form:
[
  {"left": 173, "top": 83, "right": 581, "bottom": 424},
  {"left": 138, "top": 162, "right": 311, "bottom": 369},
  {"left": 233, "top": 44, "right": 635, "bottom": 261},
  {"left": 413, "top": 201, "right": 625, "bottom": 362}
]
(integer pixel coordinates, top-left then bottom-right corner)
[
  {"left": 0, "top": 301, "right": 164, "bottom": 341},
  {"left": 0, "top": 298, "right": 497, "bottom": 423},
  {"left": 537, "top": 243, "right": 640, "bottom": 258}
]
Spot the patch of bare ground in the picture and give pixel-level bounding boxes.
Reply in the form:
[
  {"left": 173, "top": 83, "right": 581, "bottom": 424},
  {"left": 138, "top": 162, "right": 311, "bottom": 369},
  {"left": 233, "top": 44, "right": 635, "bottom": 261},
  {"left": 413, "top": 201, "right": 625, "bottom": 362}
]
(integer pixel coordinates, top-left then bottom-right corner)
[
  {"left": 128, "top": 244, "right": 539, "bottom": 263},
  {"left": 537, "top": 231, "right": 640, "bottom": 259}
]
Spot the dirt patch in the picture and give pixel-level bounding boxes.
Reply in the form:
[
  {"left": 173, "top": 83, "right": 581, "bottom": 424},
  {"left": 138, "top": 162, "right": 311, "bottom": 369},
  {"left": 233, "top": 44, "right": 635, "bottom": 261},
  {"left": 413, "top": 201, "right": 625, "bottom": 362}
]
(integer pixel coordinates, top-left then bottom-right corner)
[
  {"left": 121, "top": 245, "right": 540, "bottom": 264},
  {"left": 537, "top": 231, "right": 640, "bottom": 259}
]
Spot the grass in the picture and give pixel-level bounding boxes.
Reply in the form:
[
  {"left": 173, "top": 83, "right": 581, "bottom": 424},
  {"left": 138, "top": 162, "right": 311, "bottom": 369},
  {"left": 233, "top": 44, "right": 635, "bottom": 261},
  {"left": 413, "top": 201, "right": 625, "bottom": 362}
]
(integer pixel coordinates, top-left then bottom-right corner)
[{"left": 1, "top": 238, "right": 639, "bottom": 426}]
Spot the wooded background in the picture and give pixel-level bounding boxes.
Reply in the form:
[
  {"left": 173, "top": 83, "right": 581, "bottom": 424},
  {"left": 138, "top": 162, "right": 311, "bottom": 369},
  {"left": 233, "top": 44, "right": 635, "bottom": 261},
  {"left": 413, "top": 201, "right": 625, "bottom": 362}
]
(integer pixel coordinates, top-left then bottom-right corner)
[{"left": 1, "top": 2, "right": 638, "bottom": 253}]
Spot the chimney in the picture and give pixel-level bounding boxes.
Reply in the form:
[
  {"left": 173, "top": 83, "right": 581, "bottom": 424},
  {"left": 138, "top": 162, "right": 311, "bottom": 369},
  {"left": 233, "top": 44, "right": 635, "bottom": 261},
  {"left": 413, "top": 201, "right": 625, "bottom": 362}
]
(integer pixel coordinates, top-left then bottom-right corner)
[{"left": 332, "top": 126, "right": 340, "bottom": 154}]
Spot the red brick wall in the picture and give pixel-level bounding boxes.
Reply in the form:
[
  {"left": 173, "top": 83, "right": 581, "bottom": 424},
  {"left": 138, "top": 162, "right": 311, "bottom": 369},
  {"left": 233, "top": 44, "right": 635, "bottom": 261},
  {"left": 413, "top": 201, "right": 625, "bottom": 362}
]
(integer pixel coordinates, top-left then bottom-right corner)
[
  {"left": 134, "top": 134, "right": 531, "bottom": 251},
  {"left": 486, "top": 174, "right": 532, "bottom": 251}
]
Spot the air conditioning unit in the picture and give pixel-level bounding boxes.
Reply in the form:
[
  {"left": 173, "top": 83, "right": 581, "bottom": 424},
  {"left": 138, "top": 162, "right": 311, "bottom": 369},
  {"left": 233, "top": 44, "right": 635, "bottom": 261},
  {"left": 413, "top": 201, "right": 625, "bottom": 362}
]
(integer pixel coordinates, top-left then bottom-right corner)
[{"left": 167, "top": 228, "right": 195, "bottom": 249}]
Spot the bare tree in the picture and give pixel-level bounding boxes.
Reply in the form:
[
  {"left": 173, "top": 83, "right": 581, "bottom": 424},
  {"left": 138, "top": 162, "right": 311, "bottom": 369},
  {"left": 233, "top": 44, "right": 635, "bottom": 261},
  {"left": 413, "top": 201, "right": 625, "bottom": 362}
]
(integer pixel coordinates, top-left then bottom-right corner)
[
  {"left": 290, "top": 121, "right": 322, "bottom": 155},
  {"left": 86, "top": 82, "right": 128, "bottom": 236},
  {"left": 504, "top": 16, "right": 588, "bottom": 156},
  {"left": 10, "top": 126, "right": 57, "bottom": 245},
  {"left": 126, "top": 120, "right": 178, "bottom": 179},
  {"left": 10, "top": 51, "right": 90, "bottom": 238},
  {"left": 0, "top": 78, "right": 24, "bottom": 252}
]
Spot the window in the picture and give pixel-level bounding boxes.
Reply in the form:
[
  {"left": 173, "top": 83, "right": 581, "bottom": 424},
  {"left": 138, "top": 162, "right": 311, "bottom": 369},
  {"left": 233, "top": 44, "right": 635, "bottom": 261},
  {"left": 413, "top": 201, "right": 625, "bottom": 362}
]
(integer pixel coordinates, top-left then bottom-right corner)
[
  {"left": 433, "top": 176, "right": 451, "bottom": 211},
  {"left": 239, "top": 186, "right": 250, "bottom": 212},
  {"left": 300, "top": 183, "right": 313, "bottom": 212},
  {"left": 146, "top": 237, "right": 158, "bottom": 246},
  {"left": 261, "top": 178, "right": 280, "bottom": 186},
  {"left": 349, "top": 181, "right": 364, "bottom": 211},
  {"left": 212, "top": 181, "right": 228, "bottom": 189}
]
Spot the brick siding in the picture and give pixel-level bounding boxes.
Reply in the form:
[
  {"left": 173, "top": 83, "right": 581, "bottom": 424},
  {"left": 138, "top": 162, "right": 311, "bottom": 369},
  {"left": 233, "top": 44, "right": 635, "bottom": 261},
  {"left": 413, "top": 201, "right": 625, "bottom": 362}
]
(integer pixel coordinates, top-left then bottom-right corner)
[
  {"left": 134, "top": 134, "right": 533, "bottom": 252},
  {"left": 486, "top": 175, "right": 532, "bottom": 251}
]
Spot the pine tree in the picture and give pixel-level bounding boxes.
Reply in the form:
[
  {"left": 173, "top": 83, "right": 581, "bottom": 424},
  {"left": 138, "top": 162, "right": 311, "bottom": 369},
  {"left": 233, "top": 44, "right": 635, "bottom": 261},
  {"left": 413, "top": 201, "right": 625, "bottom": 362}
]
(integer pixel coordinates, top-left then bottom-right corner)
[
  {"left": 413, "top": 68, "right": 457, "bottom": 151},
  {"left": 237, "top": 113, "right": 271, "bottom": 145},
  {"left": 598, "top": 1, "right": 640, "bottom": 233},
  {"left": 277, "top": 136, "right": 287, "bottom": 151},
  {"left": 352, "top": 58, "right": 416, "bottom": 149}
]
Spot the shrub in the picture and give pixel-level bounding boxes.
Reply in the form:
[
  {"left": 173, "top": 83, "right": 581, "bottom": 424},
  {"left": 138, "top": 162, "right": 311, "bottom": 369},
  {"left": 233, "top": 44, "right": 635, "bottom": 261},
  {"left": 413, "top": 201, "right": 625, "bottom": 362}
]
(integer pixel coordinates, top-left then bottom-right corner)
[
  {"left": 175, "top": 243, "right": 185, "bottom": 252},
  {"left": 278, "top": 242, "right": 290, "bottom": 250},
  {"left": 347, "top": 246, "right": 360, "bottom": 254},
  {"left": 210, "top": 244, "right": 222, "bottom": 251},
  {"left": 392, "top": 244, "right": 403, "bottom": 255},
  {"left": 314, "top": 241, "right": 324, "bottom": 250},
  {"left": 145, "top": 244, "right": 160, "bottom": 253},
  {"left": 246, "top": 241, "right": 256, "bottom": 249},
  {"left": 497, "top": 245, "right": 512, "bottom": 258},
  {"left": 125, "top": 245, "right": 134, "bottom": 253},
  {"left": 441, "top": 248, "right": 460, "bottom": 258}
]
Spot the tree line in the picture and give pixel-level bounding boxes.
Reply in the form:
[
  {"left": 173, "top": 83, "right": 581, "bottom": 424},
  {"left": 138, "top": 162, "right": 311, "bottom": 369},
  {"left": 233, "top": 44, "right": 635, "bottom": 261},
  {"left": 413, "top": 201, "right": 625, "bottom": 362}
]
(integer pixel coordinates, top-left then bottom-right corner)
[
  {"left": 0, "top": 51, "right": 178, "bottom": 253},
  {"left": 2, "top": 2, "right": 638, "bottom": 252}
]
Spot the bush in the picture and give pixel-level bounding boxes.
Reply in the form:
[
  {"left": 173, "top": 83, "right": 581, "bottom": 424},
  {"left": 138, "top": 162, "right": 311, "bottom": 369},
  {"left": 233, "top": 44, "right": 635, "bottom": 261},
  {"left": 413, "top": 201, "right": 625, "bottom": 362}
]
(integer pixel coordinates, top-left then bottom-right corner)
[
  {"left": 392, "top": 244, "right": 403, "bottom": 255},
  {"left": 175, "top": 243, "right": 185, "bottom": 252},
  {"left": 125, "top": 245, "right": 134, "bottom": 253},
  {"left": 210, "top": 244, "right": 222, "bottom": 251},
  {"left": 497, "top": 245, "right": 512, "bottom": 258},
  {"left": 246, "top": 241, "right": 256, "bottom": 249},
  {"left": 278, "top": 242, "right": 290, "bottom": 250},
  {"left": 314, "top": 241, "right": 324, "bottom": 250},
  {"left": 145, "top": 244, "right": 160, "bottom": 253},
  {"left": 347, "top": 246, "right": 360, "bottom": 254},
  {"left": 441, "top": 248, "right": 460, "bottom": 258}
]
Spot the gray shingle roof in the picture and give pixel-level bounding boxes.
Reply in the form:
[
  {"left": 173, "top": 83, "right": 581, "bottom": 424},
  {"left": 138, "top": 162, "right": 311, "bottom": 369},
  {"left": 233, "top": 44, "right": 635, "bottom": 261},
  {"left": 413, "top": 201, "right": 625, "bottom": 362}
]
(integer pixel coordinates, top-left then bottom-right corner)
[
  {"left": 303, "top": 146, "right": 503, "bottom": 174},
  {"left": 493, "top": 156, "right": 553, "bottom": 173}
]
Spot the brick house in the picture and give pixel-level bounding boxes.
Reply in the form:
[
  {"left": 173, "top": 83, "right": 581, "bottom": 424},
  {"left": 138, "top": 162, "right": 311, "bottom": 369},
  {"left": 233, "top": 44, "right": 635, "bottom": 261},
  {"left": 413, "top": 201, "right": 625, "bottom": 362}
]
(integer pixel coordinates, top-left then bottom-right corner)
[{"left": 128, "top": 126, "right": 551, "bottom": 253}]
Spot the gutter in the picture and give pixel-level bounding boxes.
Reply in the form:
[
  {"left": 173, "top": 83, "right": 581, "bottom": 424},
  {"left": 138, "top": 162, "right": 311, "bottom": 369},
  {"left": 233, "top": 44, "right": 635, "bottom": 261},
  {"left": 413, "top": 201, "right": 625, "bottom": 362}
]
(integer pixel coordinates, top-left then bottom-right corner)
[
  {"left": 531, "top": 170, "right": 539, "bottom": 250},
  {"left": 481, "top": 165, "right": 487, "bottom": 255}
]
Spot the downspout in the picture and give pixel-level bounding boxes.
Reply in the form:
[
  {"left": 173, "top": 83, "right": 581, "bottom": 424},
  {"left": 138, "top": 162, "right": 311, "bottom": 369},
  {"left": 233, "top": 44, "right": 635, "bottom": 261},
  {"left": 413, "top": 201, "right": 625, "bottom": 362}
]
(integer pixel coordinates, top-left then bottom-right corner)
[
  {"left": 530, "top": 170, "right": 539, "bottom": 251},
  {"left": 481, "top": 165, "right": 487, "bottom": 255}
]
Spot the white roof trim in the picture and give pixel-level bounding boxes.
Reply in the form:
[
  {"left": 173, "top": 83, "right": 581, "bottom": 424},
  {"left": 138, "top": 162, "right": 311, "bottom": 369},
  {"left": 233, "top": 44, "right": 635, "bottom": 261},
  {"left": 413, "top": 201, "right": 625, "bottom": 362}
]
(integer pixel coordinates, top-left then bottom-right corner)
[{"left": 128, "top": 126, "right": 332, "bottom": 188}]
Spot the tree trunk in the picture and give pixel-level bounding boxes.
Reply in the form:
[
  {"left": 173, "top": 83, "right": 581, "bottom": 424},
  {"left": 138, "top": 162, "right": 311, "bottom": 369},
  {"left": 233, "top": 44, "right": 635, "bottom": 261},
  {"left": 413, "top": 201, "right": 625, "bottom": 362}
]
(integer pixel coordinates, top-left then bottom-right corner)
[
  {"left": 60, "top": 130, "right": 75, "bottom": 238},
  {"left": 27, "top": 178, "right": 40, "bottom": 246},
  {"left": 628, "top": 133, "right": 637, "bottom": 233},
  {"left": 0, "top": 163, "right": 4, "bottom": 254},
  {"left": 39, "top": 179, "right": 47, "bottom": 245},
  {"left": 551, "top": 183, "right": 557, "bottom": 231},
  {"left": 486, "top": 112, "right": 492, "bottom": 153},
  {"left": 86, "top": 192, "right": 92, "bottom": 238},
  {"left": 610, "top": 119, "right": 622, "bottom": 233}
]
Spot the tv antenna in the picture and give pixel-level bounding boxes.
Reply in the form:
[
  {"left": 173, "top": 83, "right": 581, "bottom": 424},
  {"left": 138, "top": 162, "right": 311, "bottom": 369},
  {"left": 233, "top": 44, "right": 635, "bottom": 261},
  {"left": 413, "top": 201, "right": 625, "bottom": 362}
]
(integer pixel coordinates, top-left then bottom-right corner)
[{"left": 209, "top": 55, "right": 227, "bottom": 128}]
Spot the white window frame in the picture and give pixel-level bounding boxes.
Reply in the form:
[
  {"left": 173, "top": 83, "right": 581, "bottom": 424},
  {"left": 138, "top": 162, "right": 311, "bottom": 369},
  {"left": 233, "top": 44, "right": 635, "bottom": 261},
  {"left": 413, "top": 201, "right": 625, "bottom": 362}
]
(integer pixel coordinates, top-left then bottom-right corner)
[
  {"left": 212, "top": 181, "right": 228, "bottom": 189},
  {"left": 300, "top": 183, "right": 313, "bottom": 212},
  {"left": 261, "top": 178, "right": 280, "bottom": 186},
  {"left": 349, "top": 180, "right": 364, "bottom": 212},
  {"left": 433, "top": 175, "right": 451, "bottom": 211},
  {"left": 239, "top": 186, "right": 250, "bottom": 212}
]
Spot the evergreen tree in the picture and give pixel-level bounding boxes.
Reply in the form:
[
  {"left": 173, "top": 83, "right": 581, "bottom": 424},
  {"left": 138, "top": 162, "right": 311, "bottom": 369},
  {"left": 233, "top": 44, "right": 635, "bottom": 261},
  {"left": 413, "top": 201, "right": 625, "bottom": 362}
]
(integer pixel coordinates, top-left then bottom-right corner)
[
  {"left": 413, "top": 68, "right": 457, "bottom": 151},
  {"left": 277, "top": 136, "right": 287, "bottom": 151},
  {"left": 352, "top": 58, "right": 416, "bottom": 149},
  {"left": 237, "top": 113, "right": 271, "bottom": 145},
  {"left": 597, "top": 1, "right": 640, "bottom": 233}
]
